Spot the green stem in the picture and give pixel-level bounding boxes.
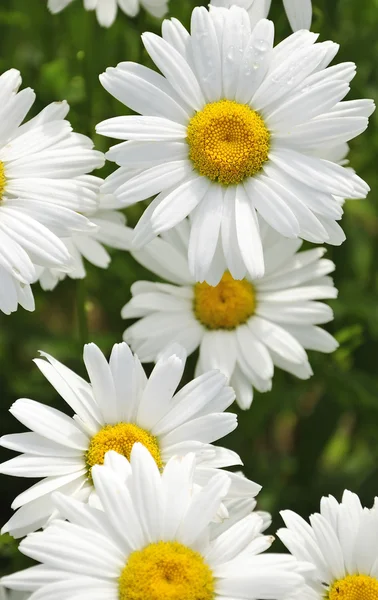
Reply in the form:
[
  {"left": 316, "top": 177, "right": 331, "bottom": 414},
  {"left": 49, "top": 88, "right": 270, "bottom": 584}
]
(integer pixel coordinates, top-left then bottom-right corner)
[
  {"left": 83, "top": 7, "right": 95, "bottom": 136},
  {"left": 136, "top": 8, "right": 147, "bottom": 64},
  {"left": 76, "top": 279, "right": 89, "bottom": 346}
]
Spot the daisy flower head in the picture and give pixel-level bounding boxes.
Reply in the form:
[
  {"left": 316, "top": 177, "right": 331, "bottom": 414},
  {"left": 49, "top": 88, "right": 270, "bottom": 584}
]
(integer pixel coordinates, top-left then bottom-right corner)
[
  {"left": 97, "top": 5, "right": 374, "bottom": 284},
  {"left": 278, "top": 490, "right": 378, "bottom": 600},
  {"left": 0, "top": 341, "right": 260, "bottom": 538},
  {"left": 210, "top": 0, "right": 313, "bottom": 32},
  {"left": 47, "top": 0, "right": 169, "bottom": 28},
  {"left": 0, "top": 69, "right": 104, "bottom": 314},
  {"left": 122, "top": 219, "right": 339, "bottom": 410},
  {"left": 38, "top": 181, "right": 130, "bottom": 291},
  {"left": 2, "top": 445, "right": 310, "bottom": 600}
]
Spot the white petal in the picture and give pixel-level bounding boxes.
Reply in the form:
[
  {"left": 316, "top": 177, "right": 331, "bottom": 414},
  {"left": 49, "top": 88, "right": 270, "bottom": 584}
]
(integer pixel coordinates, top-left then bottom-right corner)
[
  {"left": 190, "top": 7, "right": 222, "bottom": 102},
  {"left": 198, "top": 330, "right": 237, "bottom": 380},
  {"left": 152, "top": 371, "right": 228, "bottom": 436},
  {"left": 150, "top": 175, "right": 211, "bottom": 234},
  {"left": 178, "top": 472, "right": 230, "bottom": 546},
  {"left": 96, "top": 0, "right": 117, "bottom": 27},
  {"left": 8, "top": 399, "right": 89, "bottom": 450},
  {"left": 236, "top": 324, "right": 274, "bottom": 380},
  {"left": 235, "top": 184, "right": 264, "bottom": 279},
  {"left": 188, "top": 185, "right": 223, "bottom": 282},
  {"left": 269, "top": 148, "right": 355, "bottom": 198},
  {"left": 114, "top": 161, "right": 191, "bottom": 207},
  {"left": 96, "top": 115, "right": 187, "bottom": 141},
  {"left": 248, "top": 316, "right": 307, "bottom": 364},
  {"left": 221, "top": 186, "right": 247, "bottom": 280},
  {"left": 91, "top": 463, "right": 145, "bottom": 553},
  {"left": 235, "top": 19, "right": 274, "bottom": 104},
  {"left": 0, "top": 455, "right": 84, "bottom": 477},
  {"left": 221, "top": 7, "right": 250, "bottom": 100},
  {"left": 230, "top": 365, "right": 253, "bottom": 410},
  {"left": 283, "top": 0, "right": 312, "bottom": 31},
  {"left": 108, "top": 342, "right": 138, "bottom": 423},
  {"left": 83, "top": 344, "right": 118, "bottom": 424},
  {"left": 244, "top": 176, "right": 300, "bottom": 239},
  {"left": 136, "top": 351, "right": 185, "bottom": 430},
  {"left": 161, "top": 412, "right": 237, "bottom": 447},
  {"left": 142, "top": 32, "right": 205, "bottom": 111},
  {"left": 99, "top": 62, "right": 190, "bottom": 124},
  {"left": 20, "top": 522, "right": 124, "bottom": 578}
]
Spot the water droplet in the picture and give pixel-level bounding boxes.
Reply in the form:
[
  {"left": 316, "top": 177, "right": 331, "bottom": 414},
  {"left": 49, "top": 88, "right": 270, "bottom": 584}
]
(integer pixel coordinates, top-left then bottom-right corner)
[
  {"left": 226, "top": 45, "right": 235, "bottom": 61},
  {"left": 254, "top": 38, "right": 269, "bottom": 52}
]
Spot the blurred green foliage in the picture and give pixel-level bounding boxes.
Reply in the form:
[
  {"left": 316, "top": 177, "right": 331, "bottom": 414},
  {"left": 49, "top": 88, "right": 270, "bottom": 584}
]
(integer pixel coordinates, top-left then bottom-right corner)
[{"left": 1, "top": 0, "right": 378, "bottom": 577}]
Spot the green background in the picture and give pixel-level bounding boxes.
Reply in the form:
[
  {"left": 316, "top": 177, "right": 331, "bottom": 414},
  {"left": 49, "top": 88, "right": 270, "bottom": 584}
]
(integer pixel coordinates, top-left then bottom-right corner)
[{"left": 0, "top": 0, "right": 378, "bottom": 577}]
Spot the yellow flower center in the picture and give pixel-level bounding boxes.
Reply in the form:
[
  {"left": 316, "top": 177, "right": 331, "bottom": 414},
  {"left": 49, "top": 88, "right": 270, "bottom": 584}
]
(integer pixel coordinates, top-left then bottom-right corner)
[
  {"left": 85, "top": 423, "right": 162, "bottom": 478},
  {"left": 119, "top": 541, "right": 215, "bottom": 600},
  {"left": 328, "top": 574, "right": 378, "bottom": 600},
  {"left": 194, "top": 271, "right": 256, "bottom": 330},
  {"left": 187, "top": 99, "right": 270, "bottom": 185},
  {"left": 0, "top": 161, "right": 6, "bottom": 200}
]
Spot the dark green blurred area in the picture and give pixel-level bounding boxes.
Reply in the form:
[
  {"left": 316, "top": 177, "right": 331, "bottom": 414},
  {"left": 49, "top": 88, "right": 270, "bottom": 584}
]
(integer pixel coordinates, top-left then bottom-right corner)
[{"left": 1, "top": 0, "right": 378, "bottom": 577}]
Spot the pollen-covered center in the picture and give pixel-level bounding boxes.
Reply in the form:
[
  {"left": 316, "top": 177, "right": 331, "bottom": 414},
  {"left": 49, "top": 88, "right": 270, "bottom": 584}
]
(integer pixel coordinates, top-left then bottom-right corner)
[
  {"left": 187, "top": 99, "right": 270, "bottom": 185},
  {"left": 0, "top": 161, "right": 6, "bottom": 200},
  {"left": 85, "top": 423, "right": 162, "bottom": 476},
  {"left": 194, "top": 271, "right": 256, "bottom": 330},
  {"left": 119, "top": 541, "right": 215, "bottom": 600},
  {"left": 328, "top": 574, "right": 378, "bottom": 600}
]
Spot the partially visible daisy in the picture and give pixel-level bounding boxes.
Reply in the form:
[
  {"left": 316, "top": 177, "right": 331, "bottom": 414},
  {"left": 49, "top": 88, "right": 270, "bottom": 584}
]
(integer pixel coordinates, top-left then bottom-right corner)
[
  {"left": 2, "top": 446, "right": 310, "bottom": 600},
  {"left": 0, "top": 341, "right": 259, "bottom": 538},
  {"left": 122, "top": 220, "right": 338, "bottom": 410},
  {"left": 278, "top": 490, "right": 378, "bottom": 600},
  {"left": 0, "top": 69, "right": 104, "bottom": 314},
  {"left": 97, "top": 6, "right": 374, "bottom": 283},
  {"left": 48, "top": 0, "right": 168, "bottom": 27},
  {"left": 211, "top": 0, "right": 312, "bottom": 32},
  {"left": 38, "top": 182, "right": 130, "bottom": 291}
]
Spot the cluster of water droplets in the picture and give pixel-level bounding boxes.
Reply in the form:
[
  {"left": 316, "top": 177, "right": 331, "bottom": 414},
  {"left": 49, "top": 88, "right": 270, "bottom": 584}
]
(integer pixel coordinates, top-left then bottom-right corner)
[
  {"left": 189, "top": 11, "right": 273, "bottom": 97},
  {"left": 242, "top": 36, "right": 271, "bottom": 78}
]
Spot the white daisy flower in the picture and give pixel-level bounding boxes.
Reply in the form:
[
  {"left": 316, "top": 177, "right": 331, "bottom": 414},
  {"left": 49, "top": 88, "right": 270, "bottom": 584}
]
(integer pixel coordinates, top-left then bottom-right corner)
[
  {"left": 47, "top": 0, "right": 168, "bottom": 27},
  {"left": 0, "top": 69, "right": 105, "bottom": 314},
  {"left": 38, "top": 181, "right": 129, "bottom": 291},
  {"left": 121, "top": 219, "right": 339, "bottom": 410},
  {"left": 277, "top": 490, "right": 378, "bottom": 600},
  {"left": 0, "top": 341, "right": 259, "bottom": 538},
  {"left": 2, "top": 445, "right": 310, "bottom": 600},
  {"left": 97, "top": 6, "right": 374, "bottom": 284},
  {"left": 210, "top": 0, "right": 312, "bottom": 32}
]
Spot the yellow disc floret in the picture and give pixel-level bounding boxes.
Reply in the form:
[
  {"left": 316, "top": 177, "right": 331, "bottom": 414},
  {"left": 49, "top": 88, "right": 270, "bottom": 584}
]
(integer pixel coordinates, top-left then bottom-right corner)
[
  {"left": 86, "top": 423, "right": 162, "bottom": 477},
  {"left": 0, "top": 162, "right": 6, "bottom": 200},
  {"left": 328, "top": 574, "right": 378, "bottom": 600},
  {"left": 119, "top": 541, "right": 215, "bottom": 600},
  {"left": 187, "top": 99, "right": 270, "bottom": 185},
  {"left": 194, "top": 271, "right": 256, "bottom": 330}
]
